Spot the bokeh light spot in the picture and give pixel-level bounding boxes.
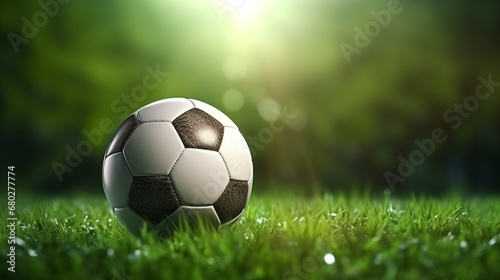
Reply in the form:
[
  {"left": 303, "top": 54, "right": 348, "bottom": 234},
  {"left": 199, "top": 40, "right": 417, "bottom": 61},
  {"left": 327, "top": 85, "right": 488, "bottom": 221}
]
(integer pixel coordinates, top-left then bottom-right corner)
[
  {"left": 257, "top": 97, "right": 280, "bottom": 122},
  {"left": 324, "top": 253, "right": 335, "bottom": 264}
]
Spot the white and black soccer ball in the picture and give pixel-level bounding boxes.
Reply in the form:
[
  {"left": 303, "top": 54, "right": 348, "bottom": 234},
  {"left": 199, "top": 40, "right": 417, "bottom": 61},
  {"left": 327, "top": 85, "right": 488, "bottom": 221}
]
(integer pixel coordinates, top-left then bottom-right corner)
[{"left": 102, "top": 98, "right": 253, "bottom": 237}]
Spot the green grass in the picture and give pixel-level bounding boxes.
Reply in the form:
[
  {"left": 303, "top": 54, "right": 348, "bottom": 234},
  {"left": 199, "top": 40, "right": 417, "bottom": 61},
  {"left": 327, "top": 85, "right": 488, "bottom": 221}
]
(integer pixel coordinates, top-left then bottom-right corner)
[{"left": 2, "top": 192, "right": 500, "bottom": 280}]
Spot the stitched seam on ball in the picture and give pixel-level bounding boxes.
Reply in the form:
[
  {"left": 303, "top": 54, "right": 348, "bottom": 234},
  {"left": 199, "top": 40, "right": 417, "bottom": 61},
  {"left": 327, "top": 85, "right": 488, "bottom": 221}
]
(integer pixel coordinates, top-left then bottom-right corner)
[
  {"left": 121, "top": 124, "right": 139, "bottom": 150},
  {"left": 106, "top": 150, "right": 121, "bottom": 157},
  {"left": 169, "top": 149, "right": 185, "bottom": 173},
  {"left": 218, "top": 152, "right": 232, "bottom": 180},
  {"left": 223, "top": 124, "right": 239, "bottom": 130},
  {"left": 143, "top": 120, "right": 172, "bottom": 123},
  {"left": 118, "top": 113, "right": 140, "bottom": 153},
  {"left": 187, "top": 99, "right": 197, "bottom": 108},
  {"left": 107, "top": 124, "right": 140, "bottom": 158}
]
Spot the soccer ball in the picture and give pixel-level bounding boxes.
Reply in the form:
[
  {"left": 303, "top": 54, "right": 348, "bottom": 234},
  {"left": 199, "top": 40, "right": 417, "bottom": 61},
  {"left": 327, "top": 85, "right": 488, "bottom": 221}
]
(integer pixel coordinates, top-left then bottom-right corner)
[{"left": 102, "top": 98, "right": 253, "bottom": 237}]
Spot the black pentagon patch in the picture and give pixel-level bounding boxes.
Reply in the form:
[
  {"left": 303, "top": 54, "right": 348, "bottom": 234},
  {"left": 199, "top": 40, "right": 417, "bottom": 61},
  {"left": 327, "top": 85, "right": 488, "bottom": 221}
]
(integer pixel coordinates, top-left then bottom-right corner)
[
  {"left": 106, "top": 114, "right": 140, "bottom": 156},
  {"left": 213, "top": 180, "right": 248, "bottom": 224},
  {"left": 172, "top": 108, "right": 224, "bottom": 151},
  {"left": 129, "top": 176, "right": 181, "bottom": 224}
]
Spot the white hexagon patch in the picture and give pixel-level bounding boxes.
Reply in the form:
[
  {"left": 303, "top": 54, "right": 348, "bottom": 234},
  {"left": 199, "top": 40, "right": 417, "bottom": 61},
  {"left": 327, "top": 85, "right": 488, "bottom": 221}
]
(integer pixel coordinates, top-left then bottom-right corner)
[
  {"left": 123, "top": 123, "right": 184, "bottom": 176},
  {"left": 170, "top": 149, "right": 229, "bottom": 205}
]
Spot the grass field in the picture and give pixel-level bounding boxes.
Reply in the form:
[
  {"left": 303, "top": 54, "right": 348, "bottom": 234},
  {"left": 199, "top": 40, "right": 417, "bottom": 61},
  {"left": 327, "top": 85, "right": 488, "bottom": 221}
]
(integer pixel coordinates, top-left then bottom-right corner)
[{"left": 2, "top": 192, "right": 500, "bottom": 280}]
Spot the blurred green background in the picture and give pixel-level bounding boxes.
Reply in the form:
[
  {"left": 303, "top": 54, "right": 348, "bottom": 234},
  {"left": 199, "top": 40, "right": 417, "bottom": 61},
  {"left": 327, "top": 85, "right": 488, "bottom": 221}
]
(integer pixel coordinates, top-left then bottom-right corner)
[{"left": 1, "top": 0, "right": 499, "bottom": 195}]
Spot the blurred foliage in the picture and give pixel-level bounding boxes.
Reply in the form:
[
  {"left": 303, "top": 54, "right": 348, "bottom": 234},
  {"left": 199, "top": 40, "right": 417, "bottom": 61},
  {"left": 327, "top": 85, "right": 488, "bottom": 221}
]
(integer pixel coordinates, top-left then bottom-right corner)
[{"left": 1, "top": 0, "right": 499, "bottom": 194}]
